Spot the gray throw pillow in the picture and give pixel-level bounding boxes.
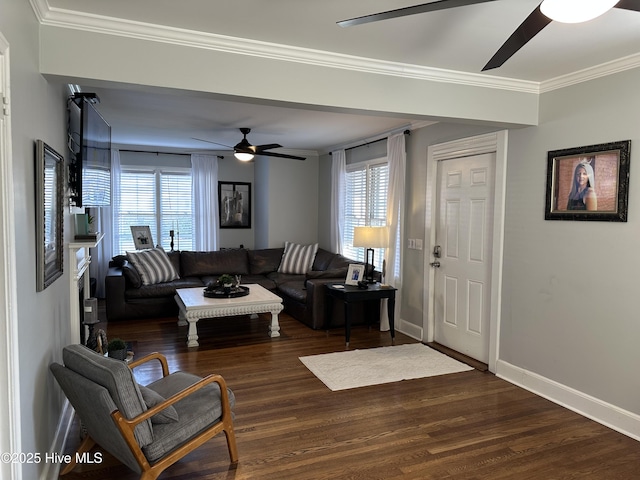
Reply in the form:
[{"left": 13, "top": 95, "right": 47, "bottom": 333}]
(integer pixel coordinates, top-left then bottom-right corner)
[{"left": 138, "top": 384, "right": 179, "bottom": 424}]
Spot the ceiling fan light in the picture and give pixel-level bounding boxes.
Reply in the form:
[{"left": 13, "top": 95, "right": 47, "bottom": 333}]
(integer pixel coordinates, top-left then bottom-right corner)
[
  {"left": 234, "top": 152, "right": 254, "bottom": 161},
  {"left": 540, "top": 0, "right": 620, "bottom": 23}
]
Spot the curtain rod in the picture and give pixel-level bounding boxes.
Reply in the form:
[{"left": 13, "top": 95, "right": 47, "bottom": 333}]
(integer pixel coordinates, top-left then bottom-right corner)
[
  {"left": 118, "top": 149, "right": 191, "bottom": 156},
  {"left": 330, "top": 129, "right": 411, "bottom": 155},
  {"left": 118, "top": 149, "right": 224, "bottom": 159}
]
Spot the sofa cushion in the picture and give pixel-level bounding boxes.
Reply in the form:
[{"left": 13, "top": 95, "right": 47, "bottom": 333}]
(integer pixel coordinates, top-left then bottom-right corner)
[
  {"left": 122, "top": 262, "right": 142, "bottom": 288},
  {"left": 248, "top": 248, "right": 284, "bottom": 274},
  {"left": 127, "top": 247, "right": 180, "bottom": 286},
  {"left": 240, "top": 275, "right": 278, "bottom": 291},
  {"left": 312, "top": 248, "right": 336, "bottom": 271},
  {"left": 267, "top": 271, "right": 305, "bottom": 287},
  {"left": 278, "top": 242, "right": 318, "bottom": 274},
  {"left": 327, "top": 252, "right": 354, "bottom": 270},
  {"left": 306, "top": 267, "right": 348, "bottom": 280},
  {"left": 181, "top": 250, "right": 249, "bottom": 277},
  {"left": 277, "top": 280, "right": 307, "bottom": 303},
  {"left": 125, "top": 277, "right": 204, "bottom": 299},
  {"left": 167, "top": 250, "right": 181, "bottom": 275}
]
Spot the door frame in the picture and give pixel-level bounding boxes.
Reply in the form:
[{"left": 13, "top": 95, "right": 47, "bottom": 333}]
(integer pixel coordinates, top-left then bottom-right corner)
[
  {"left": 0, "top": 31, "right": 22, "bottom": 480},
  {"left": 422, "top": 131, "right": 508, "bottom": 373}
]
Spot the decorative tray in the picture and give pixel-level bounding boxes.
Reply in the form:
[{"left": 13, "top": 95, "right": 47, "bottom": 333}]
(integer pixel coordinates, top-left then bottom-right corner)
[{"left": 203, "top": 285, "right": 250, "bottom": 298}]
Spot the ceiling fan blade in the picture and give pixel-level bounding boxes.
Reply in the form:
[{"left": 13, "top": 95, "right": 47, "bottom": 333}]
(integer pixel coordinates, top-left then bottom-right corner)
[
  {"left": 191, "top": 137, "right": 233, "bottom": 149},
  {"left": 482, "top": 3, "right": 551, "bottom": 71},
  {"left": 615, "top": 0, "right": 640, "bottom": 12},
  {"left": 252, "top": 143, "right": 283, "bottom": 152},
  {"left": 256, "top": 151, "right": 306, "bottom": 161},
  {"left": 338, "top": 0, "right": 497, "bottom": 27}
]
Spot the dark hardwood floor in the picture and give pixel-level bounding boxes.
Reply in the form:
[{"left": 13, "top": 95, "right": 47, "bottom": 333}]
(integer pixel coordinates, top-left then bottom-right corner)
[{"left": 63, "top": 307, "right": 640, "bottom": 479}]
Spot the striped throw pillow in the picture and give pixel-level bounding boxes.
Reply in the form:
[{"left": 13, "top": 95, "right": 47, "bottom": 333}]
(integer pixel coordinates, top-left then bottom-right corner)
[
  {"left": 126, "top": 247, "right": 179, "bottom": 286},
  {"left": 278, "top": 242, "right": 319, "bottom": 274}
]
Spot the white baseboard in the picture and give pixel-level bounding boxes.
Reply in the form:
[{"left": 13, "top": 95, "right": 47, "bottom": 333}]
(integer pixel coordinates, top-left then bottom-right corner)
[
  {"left": 496, "top": 359, "right": 640, "bottom": 441},
  {"left": 40, "top": 400, "right": 74, "bottom": 480},
  {"left": 396, "top": 317, "right": 423, "bottom": 341}
]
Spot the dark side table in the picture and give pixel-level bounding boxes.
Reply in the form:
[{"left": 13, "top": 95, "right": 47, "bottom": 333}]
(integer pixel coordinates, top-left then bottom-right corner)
[{"left": 325, "top": 283, "right": 397, "bottom": 347}]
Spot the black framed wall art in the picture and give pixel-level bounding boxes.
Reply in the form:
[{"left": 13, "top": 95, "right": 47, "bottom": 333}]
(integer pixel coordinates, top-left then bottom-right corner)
[
  {"left": 545, "top": 140, "right": 631, "bottom": 222},
  {"left": 35, "top": 140, "right": 64, "bottom": 291},
  {"left": 219, "top": 182, "right": 251, "bottom": 228}
]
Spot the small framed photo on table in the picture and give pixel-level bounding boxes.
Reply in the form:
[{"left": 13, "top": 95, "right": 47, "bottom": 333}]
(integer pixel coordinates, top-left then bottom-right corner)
[
  {"left": 345, "top": 264, "right": 365, "bottom": 286},
  {"left": 130, "top": 226, "right": 153, "bottom": 250}
]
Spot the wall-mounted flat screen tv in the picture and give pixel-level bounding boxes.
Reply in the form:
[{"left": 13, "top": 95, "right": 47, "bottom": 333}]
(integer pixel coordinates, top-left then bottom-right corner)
[{"left": 68, "top": 94, "right": 111, "bottom": 207}]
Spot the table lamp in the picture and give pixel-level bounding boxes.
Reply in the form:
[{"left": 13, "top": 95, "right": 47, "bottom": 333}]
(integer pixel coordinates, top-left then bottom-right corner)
[{"left": 353, "top": 226, "right": 389, "bottom": 284}]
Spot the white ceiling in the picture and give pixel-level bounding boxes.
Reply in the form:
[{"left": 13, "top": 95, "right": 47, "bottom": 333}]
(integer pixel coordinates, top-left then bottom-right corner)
[{"left": 44, "top": 0, "right": 640, "bottom": 154}]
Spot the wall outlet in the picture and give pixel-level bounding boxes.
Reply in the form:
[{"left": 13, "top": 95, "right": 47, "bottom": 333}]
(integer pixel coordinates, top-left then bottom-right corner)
[{"left": 415, "top": 239, "right": 423, "bottom": 250}]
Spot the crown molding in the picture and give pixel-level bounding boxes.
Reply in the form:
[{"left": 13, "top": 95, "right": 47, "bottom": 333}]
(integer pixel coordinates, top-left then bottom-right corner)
[
  {"left": 28, "top": 0, "right": 48, "bottom": 23},
  {"left": 540, "top": 52, "right": 640, "bottom": 93},
  {"left": 32, "top": 1, "right": 638, "bottom": 97},
  {"left": 34, "top": 2, "right": 540, "bottom": 94}
]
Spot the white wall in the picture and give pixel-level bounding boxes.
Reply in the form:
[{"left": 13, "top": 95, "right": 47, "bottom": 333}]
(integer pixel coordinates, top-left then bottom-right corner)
[
  {"left": 501, "top": 67, "right": 640, "bottom": 417},
  {"left": 255, "top": 154, "right": 319, "bottom": 248},
  {"left": 0, "top": 2, "right": 72, "bottom": 479}
]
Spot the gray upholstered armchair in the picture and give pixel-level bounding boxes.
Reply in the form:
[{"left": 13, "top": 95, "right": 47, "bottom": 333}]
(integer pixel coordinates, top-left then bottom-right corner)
[{"left": 50, "top": 344, "right": 237, "bottom": 480}]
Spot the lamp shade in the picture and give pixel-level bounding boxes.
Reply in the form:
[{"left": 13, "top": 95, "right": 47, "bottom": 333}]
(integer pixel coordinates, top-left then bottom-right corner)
[
  {"left": 540, "top": 0, "right": 619, "bottom": 23},
  {"left": 353, "top": 226, "right": 389, "bottom": 248}
]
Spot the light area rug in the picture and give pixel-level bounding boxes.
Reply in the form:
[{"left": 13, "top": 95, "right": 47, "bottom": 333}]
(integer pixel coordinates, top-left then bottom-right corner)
[{"left": 299, "top": 343, "right": 474, "bottom": 391}]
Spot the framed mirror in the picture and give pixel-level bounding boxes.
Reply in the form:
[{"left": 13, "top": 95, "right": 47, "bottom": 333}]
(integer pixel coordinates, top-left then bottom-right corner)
[{"left": 35, "top": 140, "right": 64, "bottom": 291}]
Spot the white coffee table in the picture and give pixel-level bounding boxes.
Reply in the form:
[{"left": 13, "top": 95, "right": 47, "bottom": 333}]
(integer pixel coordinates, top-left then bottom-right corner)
[{"left": 174, "top": 284, "right": 284, "bottom": 347}]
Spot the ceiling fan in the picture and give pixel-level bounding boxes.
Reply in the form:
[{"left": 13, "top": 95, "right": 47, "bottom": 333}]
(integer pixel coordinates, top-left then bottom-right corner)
[
  {"left": 194, "top": 128, "right": 306, "bottom": 161},
  {"left": 338, "top": 0, "right": 640, "bottom": 71}
]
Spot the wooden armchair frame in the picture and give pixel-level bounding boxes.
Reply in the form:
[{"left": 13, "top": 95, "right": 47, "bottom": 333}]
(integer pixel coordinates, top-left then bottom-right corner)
[{"left": 61, "top": 352, "right": 238, "bottom": 480}]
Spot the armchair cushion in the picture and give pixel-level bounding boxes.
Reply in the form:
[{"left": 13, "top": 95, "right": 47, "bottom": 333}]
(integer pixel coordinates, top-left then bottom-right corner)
[
  {"left": 137, "top": 385, "right": 179, "bottom": 424},
  {"left": 142, "top": 371, "right": 236, "bottom": 462},
  {"left": 62, "top": 344, "right": 154, "bottom": 447}
]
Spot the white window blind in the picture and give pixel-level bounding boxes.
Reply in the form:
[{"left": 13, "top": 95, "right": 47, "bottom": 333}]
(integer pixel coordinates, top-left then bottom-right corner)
[
  {"left": 116, "top": 169, "right": 193, "bottom": 253},
  {"left": 160, "top": 173, "right": 192, "bottom": 251},
  {"left": 343, "top": 160, "right": 388, "bottom": 270}
]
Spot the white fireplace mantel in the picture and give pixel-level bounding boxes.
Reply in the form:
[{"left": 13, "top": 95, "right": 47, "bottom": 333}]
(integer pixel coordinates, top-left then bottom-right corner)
[{"left": 68, "top": 233, "right": 104, "bottom": 344}]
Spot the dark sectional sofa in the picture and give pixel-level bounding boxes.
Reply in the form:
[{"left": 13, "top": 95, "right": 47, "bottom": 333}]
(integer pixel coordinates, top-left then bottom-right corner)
[{"left": 105, "top": 247, "right": 378, "bottom": 330}]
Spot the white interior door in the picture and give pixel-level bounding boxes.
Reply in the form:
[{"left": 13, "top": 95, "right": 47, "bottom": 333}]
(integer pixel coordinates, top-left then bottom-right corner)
[{"left": 433, "top": 152, "right": 495, "bottom": 363}]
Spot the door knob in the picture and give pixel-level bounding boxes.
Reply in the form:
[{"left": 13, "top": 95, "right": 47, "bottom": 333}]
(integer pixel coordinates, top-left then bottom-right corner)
[{"left": 430, "top": 261, "right": 440, "bottom": 268}]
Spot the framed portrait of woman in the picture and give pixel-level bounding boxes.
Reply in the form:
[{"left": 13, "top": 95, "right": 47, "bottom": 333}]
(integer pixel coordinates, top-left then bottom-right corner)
[{"left": 544, "top": 140, "right": 631, "bottom": 222}]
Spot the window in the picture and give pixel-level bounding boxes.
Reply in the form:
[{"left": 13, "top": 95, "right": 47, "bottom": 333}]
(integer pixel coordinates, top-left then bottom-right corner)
[
  {"left": 343, "top": 159, "right": 388, "bottom": 269},
  {"left": 116, "top": 168, "right": 193, "bottom": 253}
]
